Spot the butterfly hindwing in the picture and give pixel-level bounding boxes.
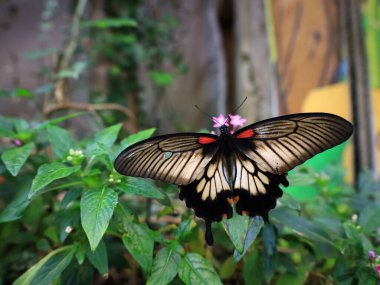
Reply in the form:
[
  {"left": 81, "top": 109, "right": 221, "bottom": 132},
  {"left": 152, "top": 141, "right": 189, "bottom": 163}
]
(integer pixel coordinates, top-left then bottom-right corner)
[
  {"left": 233, "top": 113, "right": 354, "bottom": 175},
  {"left": 232, "top": 151, "right": 288, "bottom": 221},
  {"left": 179, "top": 152, "right": 233, "bottom": 245},
  {"left": 114, "top": 133, "right": 219, "bottom": 185}
]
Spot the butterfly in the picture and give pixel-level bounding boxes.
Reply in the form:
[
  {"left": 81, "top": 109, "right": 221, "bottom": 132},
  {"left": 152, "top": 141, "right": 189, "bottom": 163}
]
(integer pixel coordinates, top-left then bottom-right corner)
[{"left": 114, "top": 113, "right": 353, "bottom": 245}]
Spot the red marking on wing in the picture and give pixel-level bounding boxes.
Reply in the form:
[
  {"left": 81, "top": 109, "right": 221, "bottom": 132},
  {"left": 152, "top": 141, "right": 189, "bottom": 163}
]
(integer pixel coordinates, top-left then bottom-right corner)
[
  {"left": 236, "top": 129, "right": 255, "bottom": 139},
  {"left": 198, "top": 137, "right": 217, "bottom": 144}
]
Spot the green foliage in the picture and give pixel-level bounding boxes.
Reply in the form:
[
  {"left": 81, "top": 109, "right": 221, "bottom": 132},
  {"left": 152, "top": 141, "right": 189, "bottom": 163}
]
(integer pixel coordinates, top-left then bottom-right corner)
[
  {"left": 1, "top": 111, "right": 380, "bottom": 284},
  {"left": 2, "top": 0, "right": 378, "bottom": 283}
]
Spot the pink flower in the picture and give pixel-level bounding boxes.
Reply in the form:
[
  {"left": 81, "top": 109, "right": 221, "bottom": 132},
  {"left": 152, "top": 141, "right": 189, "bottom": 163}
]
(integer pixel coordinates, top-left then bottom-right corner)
[
  {"left": 369, "top": 250, "right": 376, "bottom": 261},
  {"left": 213, "top": 114, "right": 228, "bottom": 128},
  {"left": 376, "top": 265, "right": 380, "bottom": 276},
  {"left": 229, "top": 114, "right": 247, "bottom": 128},
  {"left": 12, "top": 139, "right": 22, "bottom": 146}
]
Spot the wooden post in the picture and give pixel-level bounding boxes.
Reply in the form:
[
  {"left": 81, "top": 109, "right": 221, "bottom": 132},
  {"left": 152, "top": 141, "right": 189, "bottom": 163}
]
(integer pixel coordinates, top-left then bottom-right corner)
[
  {"left": 342, "top": 0, "right": 378, "bottom": 187},
  {"left": 235, "top": 0, "right": 279, "bottom": 122}
]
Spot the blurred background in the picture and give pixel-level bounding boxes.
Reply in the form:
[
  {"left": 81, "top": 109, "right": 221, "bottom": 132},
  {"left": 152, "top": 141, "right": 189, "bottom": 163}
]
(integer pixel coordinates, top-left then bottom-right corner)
[
  {"left": 1, "top": 1, "right": 380, "bottom": 284},
  {"left": 0, "top": 0, "right": 378, "bottom": 194}
]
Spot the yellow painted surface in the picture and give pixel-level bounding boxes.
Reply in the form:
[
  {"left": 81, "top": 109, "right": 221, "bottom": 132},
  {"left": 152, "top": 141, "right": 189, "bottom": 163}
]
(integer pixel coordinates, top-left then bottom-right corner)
[{"left": 302, "top": 82, "right": 380, "bottom": 180}]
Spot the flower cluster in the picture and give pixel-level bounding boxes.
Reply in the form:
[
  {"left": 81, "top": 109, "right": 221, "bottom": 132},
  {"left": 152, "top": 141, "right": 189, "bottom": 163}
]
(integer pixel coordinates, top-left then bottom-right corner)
[
  {"left": 108, "top": 170, "right": 121, "bottom": 184},
  {"left": 369, "top": 250, "right": 380, "bottom": 277},
  {"left": 66, "top": 148, "right": 84, "bottom": 165},
  {"left": 212, "top": 114, "right": 247, "bottom": 134}
]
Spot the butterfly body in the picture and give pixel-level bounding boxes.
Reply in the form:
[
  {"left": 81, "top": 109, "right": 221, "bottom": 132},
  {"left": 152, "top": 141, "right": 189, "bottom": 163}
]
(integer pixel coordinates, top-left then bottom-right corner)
[{"left": 115, "top": 113, "right": 353, "bottom": 245}]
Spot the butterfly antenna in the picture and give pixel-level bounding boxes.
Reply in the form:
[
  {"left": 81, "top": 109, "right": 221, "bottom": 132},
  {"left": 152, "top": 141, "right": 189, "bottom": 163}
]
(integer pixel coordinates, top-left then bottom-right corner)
[
  {"left": 231, "top": 96, "right": 248, "bottom": 114},
  {"left": 194, "top": 105, "right": 214, "bottom": 121}
]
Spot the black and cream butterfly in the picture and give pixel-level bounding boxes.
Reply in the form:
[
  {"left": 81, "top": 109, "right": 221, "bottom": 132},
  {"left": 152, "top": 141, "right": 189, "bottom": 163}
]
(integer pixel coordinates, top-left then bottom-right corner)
[{"left": 114, "top": 113, "right": 353, "bottom": 245}]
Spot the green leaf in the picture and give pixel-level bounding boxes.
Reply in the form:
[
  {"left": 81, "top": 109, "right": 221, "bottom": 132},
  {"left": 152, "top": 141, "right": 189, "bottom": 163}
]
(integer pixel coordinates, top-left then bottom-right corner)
[
  {"left": 223, "top": 212, "right": 263, "bottom": 259},
  {"left": 263, "top": 224, "right": 276, "bottom": 256},
  {"left": 278, "top": 192, "right": 301, "bottom": 211},
  {"left": 287, "top": 171, "right": 316, "bottom": 186},
  {"left": 359, "top": 205, "right": 380, "bottom": 233},
  {"left": 117, "top": 177, "right": 165, "bottom": 200},
  {"left": 243, "top": 248, "right": 264, "bottom": 285},
  {"left": 119, "top": 128, "right": 156, "bottom": 149},
  {"left": 179, "top": 253, "right": 222, "bottom": 285},
  {"left": 35, "top": 112, "right": 86, "bottom": 131},
  {"left": 175, "top": 219, "right": 197, "bottom": 242},
  {"left": 271, "top": 208, "right": 336, "bottom": 247},
  {"left": 149, "top": 71, "right": 174, "bottom": 87},
  {"left": 46, "top": 126, "right": 75, "bottom": 158},
  {"left": 61, "top": 188, "right": 82, "bottom": 208},
  {"left": 13, "top": 245, "right": 75, "bottom": 285},
  {"left": 83, "top": 18, "right": 137, "bottom": 29},
  {"left": 95, "top": 123, "right": 122, "bottom": 148},
  {"left": 1, "top": 142, "right": 34, "bottom": 176},
  {"left": 233, "top": 217, "right": 264, "bottom": 261},
  {"left": 29, "top": 163, "right": 80, "bottom": 198},
  {"left": 24, "top": 47, "right": 59, "bottom": 60},
  {"left": 219, "top": 256, "right": 237, "bottom": 280},
  {"left": 81, "top": 187, "right": 118, "bottom": 251},
  {"left": 0, "top": 189, "right": 31, "bottom": 222},
  {"left": 0, "top": 88, "right": 33, "bottom": 97},
  {"left": 56, "top": 61, "right": 87, "bottom": 79},
  {"left": 122, "top": 220, "right": 155, "bottom": 274},
  {"left": 147, "top": 246, "right": 182, "bottom": 285},
  {"left": 86, "top": 240, "right": 108, "bottom": 275}
]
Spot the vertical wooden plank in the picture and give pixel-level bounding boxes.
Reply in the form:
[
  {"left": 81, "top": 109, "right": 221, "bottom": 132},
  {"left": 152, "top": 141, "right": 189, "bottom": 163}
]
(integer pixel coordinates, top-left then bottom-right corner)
[
  {"left": 235, "top": 0, "right": 279, "bottom": 122},
  {"left": 342, "top": 0, "right": 378, "bottom": 184},
  {"left": 272, "top": 0, "right": 341, "bottom": 114}
]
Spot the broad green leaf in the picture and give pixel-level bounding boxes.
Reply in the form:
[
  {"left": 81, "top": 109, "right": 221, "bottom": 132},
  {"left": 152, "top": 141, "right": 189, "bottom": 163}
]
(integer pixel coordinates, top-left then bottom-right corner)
[
  {"left": 179, "top": 253, "right": 222, "bottom": 285},
  {"left": 223, "top": 213, "right": 249, "bottom": 253},
  {"left": 263, "top": 224, "right": 276, "bottom": 256},
  {"left": 117, "top": 177, "right": 165, "bottom": 200},
  {"left": 1, "top": 142, "right": 34, "bottom": 176},
  {"left": 81, "top": 187, "right": 118, "bottom": 251},
  {"left": 86, "top": 240, "right": 108, "bottom": 275},
  {"left": 13, "top": 245, "right": 75, "bottom": 285},
  {"left": 147, "top": 246, "right": 182, "bottom": 285},
  {"left": 223, "top": 212, "right": 263, "bottom": 259},
  {"left": 61, "top": 188, "right": 82, "bottom": 208},
  {"left": 29, "top": 163, "right": 80, "bottom": 198},
  {"left": 0, "top": 190, "right": 31, "bottom": 222},
  {"left": 46, "top": 126, "right": 74, "bottom": 158},
  {"left": 119, "top": 128, "right": 156, "bottom": 149},
  {"left": 271, "top": 208, "right": 336, "bottom": 247},
  {"left": 61, "top": 259, "right": 94, "bottom": 285},
  {"left": 359, "top": 205, "right": 380, "bottom": 233},
  {"left": 122, "top": 221, "right": 155, "bottom": 274},
  {"left": 243, "top": 248, "right": 264, "bottom": 285},
  {"left": 233, "top": 217, "right": 264, "bottom": 261},
  {"left": 262, "top": 248, "right": 278, "bottom": 281},
  {"left": 95, "top": 123, "right": 122, "bottom": 148},
  {"left": 278, "top": 192, "right": 301, "bottom": 211}
]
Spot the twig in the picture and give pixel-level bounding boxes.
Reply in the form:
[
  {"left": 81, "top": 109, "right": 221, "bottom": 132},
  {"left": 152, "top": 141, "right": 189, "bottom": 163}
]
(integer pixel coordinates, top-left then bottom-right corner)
[
  {"left": 44, "top": 101, "right": 138, "bottom": 131},
  {"left": 53, "top": 0, "right": 88, "bottom": 104}
]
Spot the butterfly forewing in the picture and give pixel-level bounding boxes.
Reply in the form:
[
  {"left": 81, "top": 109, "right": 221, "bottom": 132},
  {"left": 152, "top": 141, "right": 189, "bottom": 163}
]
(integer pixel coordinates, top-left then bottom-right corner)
[
  {"left": 114, "top": 133, "right": 219, "bottom": 185},
  {"left": 233, "top": 113, "right": 353, "bottom": 175}
]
